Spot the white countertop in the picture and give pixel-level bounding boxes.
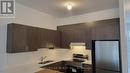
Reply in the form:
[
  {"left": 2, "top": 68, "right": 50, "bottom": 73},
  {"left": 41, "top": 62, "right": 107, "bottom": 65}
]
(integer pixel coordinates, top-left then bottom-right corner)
[
  {"left": 0, "top": 60, "right": 62, "bottom": 73},
  {"left": 0, "top": 59, "right": 91, "bottom": 73}
]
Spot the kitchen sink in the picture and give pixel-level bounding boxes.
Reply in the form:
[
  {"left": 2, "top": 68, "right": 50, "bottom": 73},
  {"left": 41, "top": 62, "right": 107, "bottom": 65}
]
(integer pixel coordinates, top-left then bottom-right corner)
[{"left": 38, "top": 60, "right": 54, "bottom": 64}]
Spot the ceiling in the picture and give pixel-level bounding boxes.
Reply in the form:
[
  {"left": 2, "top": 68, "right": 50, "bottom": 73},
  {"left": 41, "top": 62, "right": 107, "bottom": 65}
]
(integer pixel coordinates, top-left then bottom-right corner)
[{"left": 16, "top": 0, "right": 119, "bottom": 18}]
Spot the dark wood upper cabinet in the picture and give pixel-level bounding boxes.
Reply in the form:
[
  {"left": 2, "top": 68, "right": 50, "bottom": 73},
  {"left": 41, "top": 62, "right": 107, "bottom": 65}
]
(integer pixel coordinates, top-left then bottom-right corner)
[
  {"left": 57, "top": 23, "right": 92, "bottom": 49},
  {"left": 7, "top": 23, "right": 60, "bottom": 53},
  {"left": 7, "top": 18, "right": 120, "bottom": 53},
  {"left": 57, "top": 18, "right": 120, "bottom": 49},
  {"left": 7, "top": 23, "right": 38, "bottom": 53},
  {"left": 26, "top": 27, "right": 40, "bottom": 51},
  {"left": 91, "top": 18, "right": 120, "bottom": 40},
  {"left": 38, "top": 28, "right": 60, "bottom": 48}
]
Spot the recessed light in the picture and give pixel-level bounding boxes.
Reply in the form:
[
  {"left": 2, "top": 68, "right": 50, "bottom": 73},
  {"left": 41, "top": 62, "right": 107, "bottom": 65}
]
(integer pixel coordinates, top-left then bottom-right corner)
[
  {"left": 65, "top": 2, "right": 73, "bottom": 11},
  {"left": 67, "top": 3, "right": 72, "bottom": 10}
]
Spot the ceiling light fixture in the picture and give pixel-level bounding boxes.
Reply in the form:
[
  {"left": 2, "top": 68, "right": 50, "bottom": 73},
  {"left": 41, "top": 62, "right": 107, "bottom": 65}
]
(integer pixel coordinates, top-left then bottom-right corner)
[{"left": 65, "top": 3, "right": 73, "bottom": 11}]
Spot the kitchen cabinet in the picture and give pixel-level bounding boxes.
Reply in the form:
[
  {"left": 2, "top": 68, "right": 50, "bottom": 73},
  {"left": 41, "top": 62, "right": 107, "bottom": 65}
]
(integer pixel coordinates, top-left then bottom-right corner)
[
  {"left": 39, "top": 28, "right": 60, "bottom": 48},
  {"left": 91, "top": 19, "right": 120, "bottom": 40},
  {"left": 7, "top": 24, "right": 27, "bottom": 53},
  {"left": 7, "top": 18, "right": 120, "bottom": 52},
  {"left": 27, "top": 27, "right": 40, "bottom": 51},
  {"left": 57, "top": 24, "right": 91, "bottom": 48},
  {"left": 7, "top": 23, "right": 60, "bottom": 53},
  {"left": 7, "top": 23, "right": 39, "bottom": 53},
  {"left": 57, "top": 18, "right": 120, "bottom": 49}
]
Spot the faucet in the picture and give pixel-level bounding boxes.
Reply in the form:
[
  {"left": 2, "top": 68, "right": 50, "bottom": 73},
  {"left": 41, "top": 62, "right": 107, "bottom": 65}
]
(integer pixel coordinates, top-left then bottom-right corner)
[
  {"left": 40, "top": 56, "right": 47, "bottom": 62},
  {"left": 39, "top": 56, "right": 54, "bottom": 64}
]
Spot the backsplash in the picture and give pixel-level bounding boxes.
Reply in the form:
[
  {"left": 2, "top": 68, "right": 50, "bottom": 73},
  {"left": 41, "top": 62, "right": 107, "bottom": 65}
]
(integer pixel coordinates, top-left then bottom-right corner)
[{"left": 0, "top": 48, "right": 91, "bottom": 71}]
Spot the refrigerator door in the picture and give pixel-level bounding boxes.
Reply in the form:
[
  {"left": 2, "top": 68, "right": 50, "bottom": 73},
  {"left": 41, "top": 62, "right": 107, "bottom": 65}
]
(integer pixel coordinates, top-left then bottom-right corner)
[{"left": 95, "top": 41, "right": 120, "bottom": 71}]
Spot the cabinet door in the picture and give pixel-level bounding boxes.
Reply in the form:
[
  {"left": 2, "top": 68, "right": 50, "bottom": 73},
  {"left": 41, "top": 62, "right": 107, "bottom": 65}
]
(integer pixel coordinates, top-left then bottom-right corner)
[
  {"left": 27, "top": 27, "right": 38, "bottom": 51},
  {"left": 7, "top": 24, "right": 27, "bottom": 53},
  {"left": 7, "top": 24, "right": 39, "bottom": 53},
  {"left": 91, "top": 19, "right": 120, "bottom": 40},
  {"left": 13, "top": 26, "right": 27, "bottom": 52},
  {"left": 58, "top": 24, "right": 91, "bottom": 49},
  {"left": 58, "top": 18, "right": 119, "bottom": 49},
  {"left": 47, "top": 30, "right": 60, "bottom": 48},
  {"left": 39, "top": 28, "right": 60, "bottom": 48}
]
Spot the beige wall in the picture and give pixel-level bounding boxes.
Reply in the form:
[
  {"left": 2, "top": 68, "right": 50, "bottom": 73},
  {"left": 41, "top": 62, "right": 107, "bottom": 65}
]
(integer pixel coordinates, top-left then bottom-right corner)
[
  {"left": 0, "top": 2, "right": 58, "bottom": 71},
  {"left": 13, "top": 3, "right": 58, "bottom": 30}
]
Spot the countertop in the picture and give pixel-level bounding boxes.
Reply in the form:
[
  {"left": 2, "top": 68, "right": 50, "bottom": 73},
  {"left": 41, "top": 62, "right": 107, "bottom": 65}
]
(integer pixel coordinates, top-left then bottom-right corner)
[{"left": 0, "top": 59, "right": 91, "bottom": 73}]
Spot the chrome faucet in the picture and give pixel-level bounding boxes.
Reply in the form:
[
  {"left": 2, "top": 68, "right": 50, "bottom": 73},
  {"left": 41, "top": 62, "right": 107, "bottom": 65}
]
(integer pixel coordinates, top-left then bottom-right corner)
[
  {"left": 40, "top": 56, "right": 47, "bottom": 62},
  {"left": 39, "top": 56, "right": 54, "bottom": 64}
]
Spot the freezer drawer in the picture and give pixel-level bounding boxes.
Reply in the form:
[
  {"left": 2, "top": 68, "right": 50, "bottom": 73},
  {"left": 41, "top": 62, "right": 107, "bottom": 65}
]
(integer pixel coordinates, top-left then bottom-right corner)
[{"left": 96, "top": 68, "right": 120, "bottom": 73}]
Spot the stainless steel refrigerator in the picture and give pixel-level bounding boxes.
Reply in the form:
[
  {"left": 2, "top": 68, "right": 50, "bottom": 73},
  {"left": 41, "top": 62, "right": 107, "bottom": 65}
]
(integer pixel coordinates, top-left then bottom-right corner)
[{"left": 92, "top": 40, "right": 121, "bottom": 73}]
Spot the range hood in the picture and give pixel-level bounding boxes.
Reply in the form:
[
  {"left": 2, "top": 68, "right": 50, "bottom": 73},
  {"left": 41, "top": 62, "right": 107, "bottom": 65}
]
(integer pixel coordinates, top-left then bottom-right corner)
[
  {"left": 70, "top": 42, "right": 86, "bottom": 49},
  {"left": 70, "top": 42, "right": 85, "bottom": 46}
]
